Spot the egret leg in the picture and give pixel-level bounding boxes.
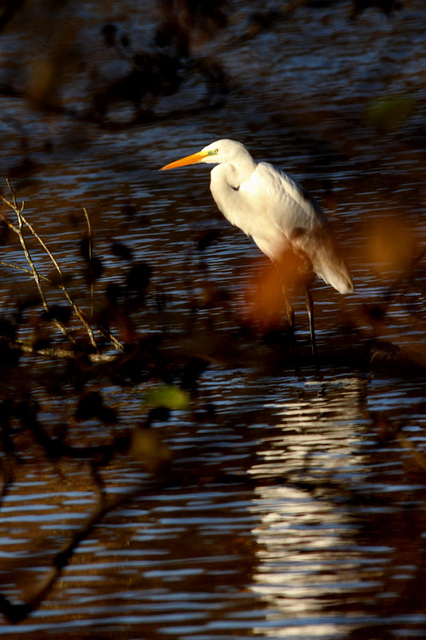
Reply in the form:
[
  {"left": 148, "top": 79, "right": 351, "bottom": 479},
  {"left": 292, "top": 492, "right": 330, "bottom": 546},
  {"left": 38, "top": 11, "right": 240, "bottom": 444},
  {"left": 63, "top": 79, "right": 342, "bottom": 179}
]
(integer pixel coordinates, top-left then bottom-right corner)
[
  {"left": 305, "top": 288, "right": 317, "bottom": 361},
  {"left": 282, "top": 285, "right": 295, "bottom": 333},
  {"left": 282, "top": 285, "right": 300, "bottom": 375}
]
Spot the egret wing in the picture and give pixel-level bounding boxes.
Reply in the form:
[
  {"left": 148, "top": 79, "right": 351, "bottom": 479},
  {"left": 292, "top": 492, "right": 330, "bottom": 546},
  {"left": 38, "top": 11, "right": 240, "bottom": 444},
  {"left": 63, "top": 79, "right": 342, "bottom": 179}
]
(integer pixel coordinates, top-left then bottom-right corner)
[{"left": 250, "top": 164, "right": 353, "bottom": 293}]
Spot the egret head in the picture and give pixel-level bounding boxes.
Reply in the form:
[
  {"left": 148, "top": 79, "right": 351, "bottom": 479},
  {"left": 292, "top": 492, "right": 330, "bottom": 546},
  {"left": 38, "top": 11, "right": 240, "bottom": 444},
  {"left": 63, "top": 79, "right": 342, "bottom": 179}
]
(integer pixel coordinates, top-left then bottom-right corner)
[{"left": 160, "top": 139, "right": 250, "bottom": 170}]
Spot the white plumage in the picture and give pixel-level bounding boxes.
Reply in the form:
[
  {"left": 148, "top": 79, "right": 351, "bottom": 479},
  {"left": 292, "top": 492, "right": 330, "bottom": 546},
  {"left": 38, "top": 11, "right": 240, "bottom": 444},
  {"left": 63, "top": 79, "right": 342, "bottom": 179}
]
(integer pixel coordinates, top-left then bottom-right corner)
[
  {"left": 161, "top": 139, "right": 353, "bottom": 295},
  {"left": 161, "top": 139, "right": 354, "bottom": 355}
]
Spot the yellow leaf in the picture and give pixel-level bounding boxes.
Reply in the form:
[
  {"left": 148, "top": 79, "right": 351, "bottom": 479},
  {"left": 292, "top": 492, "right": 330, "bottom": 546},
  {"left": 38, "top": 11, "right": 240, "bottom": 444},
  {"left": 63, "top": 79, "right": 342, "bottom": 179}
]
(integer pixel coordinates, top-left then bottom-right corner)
[
  {"left": 129, "top": 427, "right": 172, "bottom": 473},
  {"left": 143, "top": 384, "right": 190, "bottom": 410},
  {"left": 365, "top": 95, "right": 415, "bottom": 133}
]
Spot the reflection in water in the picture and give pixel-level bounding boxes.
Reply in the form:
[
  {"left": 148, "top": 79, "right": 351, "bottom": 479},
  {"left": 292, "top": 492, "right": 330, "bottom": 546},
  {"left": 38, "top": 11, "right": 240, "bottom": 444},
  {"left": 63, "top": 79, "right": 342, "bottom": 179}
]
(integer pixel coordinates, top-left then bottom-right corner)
[
  {"left": 250, "top": 377, "right": 367, "bottom": 637},
  {"left": 249, "top": 376, "right": 426, "bottom": 638},
  {"left": 1, "top": 367, "right": 426, "bottom": 637},
  {"left": 262, "top": 377, "right": 366, "bottom": 475}
]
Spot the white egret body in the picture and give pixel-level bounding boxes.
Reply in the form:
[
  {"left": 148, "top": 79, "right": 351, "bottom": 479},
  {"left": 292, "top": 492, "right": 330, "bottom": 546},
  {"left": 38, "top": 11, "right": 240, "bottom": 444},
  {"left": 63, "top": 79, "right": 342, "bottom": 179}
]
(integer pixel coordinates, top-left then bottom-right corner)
[{"left": 161, "top": 139, "right": 353, "bottom": 354}]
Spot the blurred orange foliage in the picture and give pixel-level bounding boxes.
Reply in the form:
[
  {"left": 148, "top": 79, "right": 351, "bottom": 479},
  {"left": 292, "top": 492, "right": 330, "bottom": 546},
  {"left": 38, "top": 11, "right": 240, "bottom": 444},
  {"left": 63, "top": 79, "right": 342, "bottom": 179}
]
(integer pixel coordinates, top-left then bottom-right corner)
[
  {"left": 243, "top": 251, "right": 313, "bottom": 330},
  {"left": 364, "top": 214, "right": 416, "bottom": 278}
]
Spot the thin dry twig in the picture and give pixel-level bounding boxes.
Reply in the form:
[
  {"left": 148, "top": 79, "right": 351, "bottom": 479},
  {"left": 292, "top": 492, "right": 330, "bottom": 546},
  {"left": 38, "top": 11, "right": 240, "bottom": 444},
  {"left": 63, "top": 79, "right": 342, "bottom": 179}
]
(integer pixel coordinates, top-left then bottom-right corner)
[
  {"left": 83, "top": 206, "right": 95, "bottom": 318},
  {"left": 18, "top": 206, "right": 99, "bottom": 351},
  {"left": 0, "top": 259, "right": 51, "bottom": 280},
  {"left": 1, "top": 182, "right": 75, "bottom": 344},
  {"left": 0, "top": 181, "right": 124, "bottom": 353}
]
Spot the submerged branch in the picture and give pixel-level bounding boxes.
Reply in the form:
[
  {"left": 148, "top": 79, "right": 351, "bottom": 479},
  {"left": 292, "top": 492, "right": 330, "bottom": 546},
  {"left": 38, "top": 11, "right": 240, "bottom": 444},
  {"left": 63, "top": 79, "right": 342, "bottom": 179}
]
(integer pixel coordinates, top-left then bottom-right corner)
[
  {"left": 6, "top": 337, "right": 119, "bottom": 362},
  {"left": 0, "top": 471, "right": 137, "bottom": 624}
]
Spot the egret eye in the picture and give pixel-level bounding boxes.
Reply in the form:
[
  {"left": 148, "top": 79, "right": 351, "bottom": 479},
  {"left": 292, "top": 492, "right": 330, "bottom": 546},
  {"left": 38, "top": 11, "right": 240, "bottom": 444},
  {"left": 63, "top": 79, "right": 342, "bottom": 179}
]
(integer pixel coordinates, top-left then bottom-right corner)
[{"left": 214, "top": 148, "right": 219, "bottom": 154}]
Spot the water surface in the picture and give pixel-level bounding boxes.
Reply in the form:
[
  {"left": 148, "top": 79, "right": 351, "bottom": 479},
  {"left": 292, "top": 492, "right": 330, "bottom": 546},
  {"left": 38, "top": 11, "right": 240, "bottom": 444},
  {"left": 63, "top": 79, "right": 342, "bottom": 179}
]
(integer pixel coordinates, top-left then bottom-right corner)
[{"left": 0, "top": 1, "right": 425, "bottom": 638}]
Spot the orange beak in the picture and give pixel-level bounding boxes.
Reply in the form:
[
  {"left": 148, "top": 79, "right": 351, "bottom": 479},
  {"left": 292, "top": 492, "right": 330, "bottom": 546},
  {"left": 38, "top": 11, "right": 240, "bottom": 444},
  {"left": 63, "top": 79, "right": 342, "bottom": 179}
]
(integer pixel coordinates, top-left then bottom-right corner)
[{"left": 160, "top": 150, "right": 208, "bottom": 171}]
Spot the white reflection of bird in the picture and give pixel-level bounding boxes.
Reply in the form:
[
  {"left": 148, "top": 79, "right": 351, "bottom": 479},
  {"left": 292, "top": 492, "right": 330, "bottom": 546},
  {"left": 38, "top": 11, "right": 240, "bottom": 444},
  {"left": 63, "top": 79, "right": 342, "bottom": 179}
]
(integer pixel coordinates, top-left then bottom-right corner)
[{"left": 161, "top": 139, "right": 353, "bottom": 356}]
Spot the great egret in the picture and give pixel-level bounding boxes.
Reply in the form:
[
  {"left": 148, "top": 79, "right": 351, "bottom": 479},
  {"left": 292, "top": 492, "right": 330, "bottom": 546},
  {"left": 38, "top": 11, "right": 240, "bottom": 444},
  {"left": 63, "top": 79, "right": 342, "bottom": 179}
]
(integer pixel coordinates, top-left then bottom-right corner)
[{"left": 161, "top": 139, "right": 353, "bottom": 355}]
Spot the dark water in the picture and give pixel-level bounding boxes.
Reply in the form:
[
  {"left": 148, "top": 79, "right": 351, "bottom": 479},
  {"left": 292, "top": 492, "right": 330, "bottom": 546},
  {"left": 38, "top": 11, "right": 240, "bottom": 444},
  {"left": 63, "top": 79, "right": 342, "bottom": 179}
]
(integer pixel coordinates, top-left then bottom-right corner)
[{"left": 0, "top": 1, "right": 425, "bottom": 638}]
